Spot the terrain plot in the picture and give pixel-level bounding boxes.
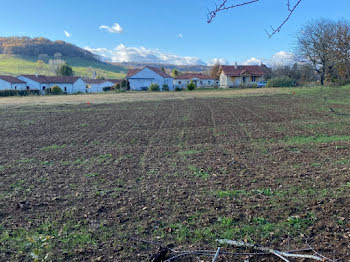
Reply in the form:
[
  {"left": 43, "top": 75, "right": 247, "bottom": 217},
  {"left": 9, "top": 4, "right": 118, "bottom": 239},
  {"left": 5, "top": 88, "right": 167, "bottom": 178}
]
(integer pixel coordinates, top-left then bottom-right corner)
[{"left": 0, "top": 88, "right": 349, "bottom": 261}]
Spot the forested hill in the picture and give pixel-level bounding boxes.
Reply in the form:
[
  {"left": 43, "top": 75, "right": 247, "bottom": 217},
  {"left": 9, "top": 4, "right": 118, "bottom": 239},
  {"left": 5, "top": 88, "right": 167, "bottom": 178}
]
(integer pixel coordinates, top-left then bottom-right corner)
[{"left": 0, "top": 37, "right": 97, "bottom": 60}]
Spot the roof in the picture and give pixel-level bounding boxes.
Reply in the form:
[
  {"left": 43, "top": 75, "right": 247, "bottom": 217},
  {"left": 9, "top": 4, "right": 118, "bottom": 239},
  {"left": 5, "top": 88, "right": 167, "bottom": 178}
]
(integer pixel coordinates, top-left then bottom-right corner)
[
  {"left": 219, "top": 65, "right": 264, "bottom": 77},
  {"left": 175, "top": 73, "right": 216, "bottom": 80},
  {"left": 84, "top": 79, "right": 113, "bottom": 84},
  {"left": 20, "top": 75, "right": 80, "bottom": 84},
  {"left": 107, "top": 79, "right": 122, "bottom": 84},
  {"left": 0, "top": 76, "right": 26, "bottom": 84},
  {"left": 127, "top": 66, "right": 172, "bottom": 79}
]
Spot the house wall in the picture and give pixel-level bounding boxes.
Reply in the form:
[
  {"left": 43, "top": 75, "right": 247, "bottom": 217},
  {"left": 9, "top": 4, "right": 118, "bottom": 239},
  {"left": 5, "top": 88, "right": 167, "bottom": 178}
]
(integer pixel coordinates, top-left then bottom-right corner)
[
  {"left": 220, "top": 73, "right": 264, "bottom": 88},
  {"left": 219, "top": 72, "right": 234, "bottom": 88},
  {"left": 18, "top": 76, "right": 41, "bottom": 91},
  {"left": 40, "top": 83, "right": 74, "bottom": 94},
  {"left": 174, "top": 79, "right": 218, "bottom": 89},
  {"left": 128, "top": 67, "right": 174, "bottom": 91},
  {"left": 18, "top": 77, "right": 87, "bottom": 94},
  {"left": 0, "top": 79, "right": 11, "bottom": 90},
  {"left": 86, "top": 81, "right": 114, "bottom": 93}
]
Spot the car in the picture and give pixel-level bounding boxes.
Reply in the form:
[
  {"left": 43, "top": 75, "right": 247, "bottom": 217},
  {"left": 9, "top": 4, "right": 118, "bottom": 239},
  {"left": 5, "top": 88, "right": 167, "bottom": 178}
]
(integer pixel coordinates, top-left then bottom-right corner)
[{"left": 257, "top": 81, "right": 267, "bottom": 88}]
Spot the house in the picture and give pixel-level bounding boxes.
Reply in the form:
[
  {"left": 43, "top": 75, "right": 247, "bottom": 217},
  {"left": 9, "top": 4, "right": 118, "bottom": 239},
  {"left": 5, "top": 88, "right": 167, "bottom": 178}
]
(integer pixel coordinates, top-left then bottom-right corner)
[
  {"left": 84, "top": 79, "right": 115, "bottom": 93},
  {"left": 174, "top": 73, "right": 218, "bottom": 89},
  {"left": 0, "top": 76, "right": 27, "bottom": 91},
  {"left": 18, "top": 75, "right": 86, "bottom": 94},
  {"left": 126, "top": 66, "right": 174, "bottom": 91},
  {"left": 218, "top": 64, "right": 265, "bottom": 88}
]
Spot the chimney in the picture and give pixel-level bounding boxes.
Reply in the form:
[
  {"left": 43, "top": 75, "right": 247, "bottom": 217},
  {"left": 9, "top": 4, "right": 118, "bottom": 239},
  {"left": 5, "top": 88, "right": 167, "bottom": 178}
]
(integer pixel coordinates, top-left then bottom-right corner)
[{"left": 234, "top": 62, "right": 238, "bottom": 70}]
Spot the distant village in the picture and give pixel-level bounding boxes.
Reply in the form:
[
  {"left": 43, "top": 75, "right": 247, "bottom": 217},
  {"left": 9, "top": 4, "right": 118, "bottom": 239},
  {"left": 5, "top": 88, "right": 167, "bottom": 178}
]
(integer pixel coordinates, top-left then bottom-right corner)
[{"left": 0, "top": 64, "right": 267, "bottom": 94}]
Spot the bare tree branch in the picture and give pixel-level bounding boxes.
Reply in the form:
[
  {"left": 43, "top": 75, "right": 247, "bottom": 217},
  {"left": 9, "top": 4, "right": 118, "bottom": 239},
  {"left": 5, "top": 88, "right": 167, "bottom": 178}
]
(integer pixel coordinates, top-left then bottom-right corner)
[{"left": 207, "top": 0, "right": 304, "bottom": 37}]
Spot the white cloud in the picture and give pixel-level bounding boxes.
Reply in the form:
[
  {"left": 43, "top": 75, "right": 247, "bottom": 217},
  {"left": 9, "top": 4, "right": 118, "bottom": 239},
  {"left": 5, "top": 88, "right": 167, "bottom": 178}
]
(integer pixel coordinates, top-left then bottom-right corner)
[
  {"left": 207, "top": 58, "right": 228, "bottom": 66},
  {"left": 99, "top": 23, "right": 123, "bottom": 33},
  {"left": 176, "top": 33, "right": 183, "bottom": 38},
  {"left": 84, "top": 44, "right": 205, "bottom": 65},
  {"left": 269, "top": 51, "right": 295, "bottom": 67},
  {"left": 242, "top": 51, "right": 295, "bottom": 67},
  {"left": 64, "top": 30, "right": 71, "bottom": 37},
  {"left": 243, "top": 57, "right": 262, "bottom": 65}
]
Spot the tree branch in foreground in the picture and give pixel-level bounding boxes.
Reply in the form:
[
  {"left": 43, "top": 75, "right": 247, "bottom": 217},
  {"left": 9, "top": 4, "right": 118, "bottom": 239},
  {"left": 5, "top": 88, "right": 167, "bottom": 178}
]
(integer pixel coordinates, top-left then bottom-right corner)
[{"left": 207, "top": 0, "right": 304, "bottom": 37}]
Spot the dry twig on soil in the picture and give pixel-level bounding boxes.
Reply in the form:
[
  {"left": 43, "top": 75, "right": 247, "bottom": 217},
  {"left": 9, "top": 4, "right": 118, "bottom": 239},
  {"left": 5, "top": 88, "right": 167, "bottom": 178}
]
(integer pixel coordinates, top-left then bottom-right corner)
[{"left": 217, "top": 239, "right": 329, "bottom": 261}]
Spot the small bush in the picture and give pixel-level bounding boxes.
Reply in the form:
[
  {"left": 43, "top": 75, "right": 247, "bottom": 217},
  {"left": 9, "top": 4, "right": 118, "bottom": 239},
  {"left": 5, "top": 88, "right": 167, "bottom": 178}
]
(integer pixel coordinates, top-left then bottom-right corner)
[
  {"left": 149, "top": 83, "right": 160, "bottom": 92},
  {"left": 187, "top": 81, "right": 196, "bottom": 91},
  {"left": 0, "top": 90, "right": 18, "bottom": 97},
  {"left": 115, "top": 83, "right": 121, "bottom": 90},
  {"left": 175, "top": 86, "right": 183, "bottom": 91},
  {"left": 18, "top": 90, "right": 30, "bottom": 96},
  {"left": 267, "top": 77, "right": 296, "bottom": 87},
  {"left": 162, "top": 84, "right": 169, "bottom": 91},
  {"left": 250, "top": 83, "right": 258, "bottom": 88},
  {"left": 46, "top": 86, "right": 63, "bottom": 95},
  {"left": 103, "top": 87, "right": 112, "bottom": 92}
]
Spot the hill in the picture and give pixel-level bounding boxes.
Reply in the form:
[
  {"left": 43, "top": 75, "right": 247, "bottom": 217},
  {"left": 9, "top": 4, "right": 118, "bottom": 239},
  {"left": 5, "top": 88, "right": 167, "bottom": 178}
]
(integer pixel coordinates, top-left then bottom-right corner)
[
  {"left": 0, "top": 37, "right": 96, "bottom": 59},
  {"left": 0, "top": 55, "right": 127, "bottom": 79},
  {"left": 0, "top": 37, "right": 127, "bottom": 79},
  {"left": 113, "top": 62, "right": 210, "bottom": 73}
]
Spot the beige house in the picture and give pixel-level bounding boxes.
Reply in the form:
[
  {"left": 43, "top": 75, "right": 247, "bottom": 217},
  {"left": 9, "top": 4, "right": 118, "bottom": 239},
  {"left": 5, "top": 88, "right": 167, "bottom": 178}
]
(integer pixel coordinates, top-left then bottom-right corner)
[{"left": 218, "top": 64, "right": 265, "bottom": 88}]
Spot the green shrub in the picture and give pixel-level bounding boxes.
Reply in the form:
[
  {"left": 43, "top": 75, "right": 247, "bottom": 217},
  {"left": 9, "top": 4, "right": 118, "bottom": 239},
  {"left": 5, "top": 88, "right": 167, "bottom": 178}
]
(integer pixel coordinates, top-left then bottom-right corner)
[
  {"left": 102, "top": 87, "right": 112, "bottom": 92},
  {"left": 187, "top": 81, "right": 196, "bottom": 91},
  {"left": 162, "top": 84, "right": 169, "bottom": 91},
  {"left": 0, "top": 90, "right": 18, "bottom": 97},
  {"left": 250, "top": 83, "right": 258, "bottom": 88},
  {"left": 149, "top": 83, "right": 160, "bottom": 92},
  {"left": 115, "top": 83, "right": 121, "bottom": 90},
  {"left": 175, "top": 86, "right": 183, "bottom": 91},
  {"left": 267, "top": 77, "right": 296, "bottom": 87},
  {"left": 46, "top": 86, "right": 63, "bottom": 95}
]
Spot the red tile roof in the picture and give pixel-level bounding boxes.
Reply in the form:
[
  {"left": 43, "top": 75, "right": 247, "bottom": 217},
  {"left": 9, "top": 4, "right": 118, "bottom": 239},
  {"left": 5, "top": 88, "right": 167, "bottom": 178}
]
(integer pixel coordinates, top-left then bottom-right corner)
[
  {"left": 126, "top": 69, "right": 141, "bottom": 78},
  {"left": 127, "top": 66, "right": 172, "bottom": 79},
  {"left": 175, "top": 73, "right": 216, "bottom": 80},
  {"left": 220, "top": 65, "right": 264, "bottom": 77},
  {"left": 0, "top": 76, "right": 26, "bottom": 84},
  {"left": 20, "top": 75, "right": 80, "bottom": 84},
  {"left": 107, "top": 79, "right": 122, "bottom": 84},
  {"left": 84, "top": 79, "right": 113, "bottom": 84}
]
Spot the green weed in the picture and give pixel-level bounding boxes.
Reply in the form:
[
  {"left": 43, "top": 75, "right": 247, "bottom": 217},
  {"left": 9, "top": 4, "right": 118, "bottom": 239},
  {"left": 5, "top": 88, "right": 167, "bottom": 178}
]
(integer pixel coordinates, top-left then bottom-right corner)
[{"left": 40, "top": 144, "right": 66, "bottom": 151}]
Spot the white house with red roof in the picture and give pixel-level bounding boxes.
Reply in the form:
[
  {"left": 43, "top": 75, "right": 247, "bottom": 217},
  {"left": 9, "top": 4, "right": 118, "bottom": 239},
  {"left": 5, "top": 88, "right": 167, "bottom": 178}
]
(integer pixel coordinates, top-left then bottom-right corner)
[
  {"left": 174, "top": 73, "right": 218, "bottom": 89},
  {"left": 0, "top": 76, "right": 27, "bottom": 91},
  {"left": 218, "top": 64, "right": 265, "bottom": 88},
  {"left": 18, "top": 75, "right": 86, "bottom": 94},
  {"left": 126, "top": 66, "right": 174, "bottom": 91}
]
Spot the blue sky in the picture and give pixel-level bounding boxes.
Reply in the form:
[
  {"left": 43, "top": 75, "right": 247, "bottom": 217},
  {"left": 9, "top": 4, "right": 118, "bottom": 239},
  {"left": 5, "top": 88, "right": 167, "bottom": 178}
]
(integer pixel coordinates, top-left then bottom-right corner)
[{"left": 1, "top": 0, "right": 350, "bottom": 65}]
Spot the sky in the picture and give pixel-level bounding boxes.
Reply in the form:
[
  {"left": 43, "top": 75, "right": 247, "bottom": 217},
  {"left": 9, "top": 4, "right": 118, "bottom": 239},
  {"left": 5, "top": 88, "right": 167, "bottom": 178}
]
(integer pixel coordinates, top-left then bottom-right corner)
[{"left": 1, "top": 0, "right": 350, "bottom": 66}]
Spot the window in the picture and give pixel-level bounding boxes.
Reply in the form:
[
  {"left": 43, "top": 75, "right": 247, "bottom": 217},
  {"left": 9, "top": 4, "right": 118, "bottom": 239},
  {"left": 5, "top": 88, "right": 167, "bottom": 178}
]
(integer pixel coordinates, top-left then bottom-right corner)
[
  {"left": 242, "top": 77, "right": 246, "bottom": 84},
  {"left": 14, "top": 86, "right": 17, "bottom": 90},
  {"left": 251, "top": 76, "right": 256, "bottom": 82},
  {"left": 200, "top": 81, "right": 203, "bottom": 84},
  {"left": 187, "top": 81, "right": 189, "bottom": 83},
  {"left": 178, "top": 81, "right": 182, "bottom": 84},
  {"left": 64, "top": 87, "right": 67, "bottom": 92},
  {"left": 208, "top": 81, "right": 211, "bottom": 84},
  {"left": 26, "top": 86, "right": 30, "bottom": 90},
  {"left": 42, "top": 86, "right": 46, "bottom": 91}
]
